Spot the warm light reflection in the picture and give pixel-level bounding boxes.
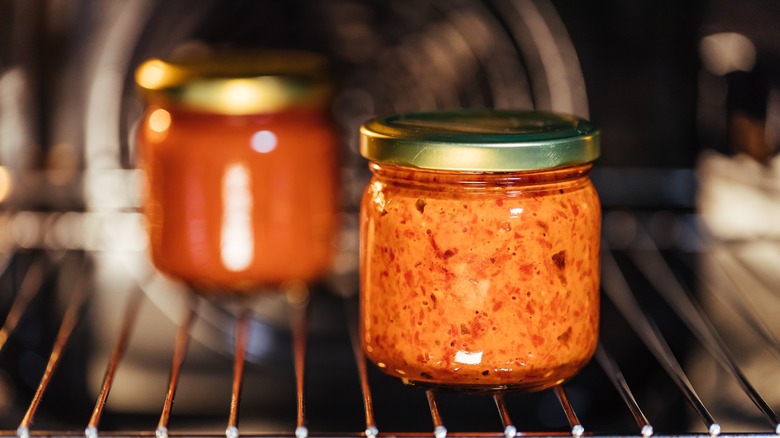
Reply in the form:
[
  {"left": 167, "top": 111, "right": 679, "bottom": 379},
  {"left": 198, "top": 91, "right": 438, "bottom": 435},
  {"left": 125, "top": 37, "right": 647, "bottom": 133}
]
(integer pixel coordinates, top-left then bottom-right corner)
[
  {"left": 454, "top": 350, "right": 483, "bottom": 365},
  {"left": 251, "top": 130, "right": 278, "bottom": 153},
  {"left": 0, "top": 167, "right": 11, "bottom": 202},
  {"left": 220, "top": 163, "right": 254, "bottom": 271},
  {"left": 220, "top": 80, "right": 264, "bottom": 114},
  {"left": 10, "top": 212, "right": 40, "bottom": 248},
  {"left": 148, "top": 108, "right": 171, "bottom": 133},
  {"left": 135, "top": 60, "right": 168, "bottom": 89},
  {"left": 144, "top": 108, "right": 172, "bottom": 144},
  {"left": 369, "top": 180, "right": 386, "bottom": 214},
  {"left": 700, "top": 32, "right": 756, "bottom": 76}
]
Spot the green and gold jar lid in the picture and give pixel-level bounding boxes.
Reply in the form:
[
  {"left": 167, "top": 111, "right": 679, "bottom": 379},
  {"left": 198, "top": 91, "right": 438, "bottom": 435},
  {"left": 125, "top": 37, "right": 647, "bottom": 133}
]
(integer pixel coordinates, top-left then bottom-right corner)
[
  {"left": 360, "top": 110, "right": 600, "bottom": 172},
  {"left": 135, "top": 50, "right": 332, "bottom": 115}
]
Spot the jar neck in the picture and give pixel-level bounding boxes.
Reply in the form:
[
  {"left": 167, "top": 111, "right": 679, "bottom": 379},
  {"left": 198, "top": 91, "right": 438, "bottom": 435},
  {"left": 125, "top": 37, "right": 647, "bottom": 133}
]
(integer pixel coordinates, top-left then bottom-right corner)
[
  {"left": 368, "top": 162, "right": 593, "bottom": 189},
  {"left": 148, "top": 104, "right": 331, "bottom": 122}
]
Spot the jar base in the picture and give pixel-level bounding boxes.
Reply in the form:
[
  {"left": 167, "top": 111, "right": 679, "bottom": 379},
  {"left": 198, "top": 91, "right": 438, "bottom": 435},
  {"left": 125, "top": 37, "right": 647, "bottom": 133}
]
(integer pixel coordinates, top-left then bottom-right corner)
[{"left": 398, "top": 377, "right": 569, "bottom": 394}]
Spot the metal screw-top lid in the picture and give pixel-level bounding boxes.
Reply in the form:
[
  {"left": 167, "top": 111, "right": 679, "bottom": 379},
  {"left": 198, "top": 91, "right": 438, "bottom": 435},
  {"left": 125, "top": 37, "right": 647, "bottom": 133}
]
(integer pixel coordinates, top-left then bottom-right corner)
[
  {"left": 360, "top": 110, "right": 600, "bottom": 171},
  {"left": 135, "top": 50, "right": 332, "bottom": 115}
]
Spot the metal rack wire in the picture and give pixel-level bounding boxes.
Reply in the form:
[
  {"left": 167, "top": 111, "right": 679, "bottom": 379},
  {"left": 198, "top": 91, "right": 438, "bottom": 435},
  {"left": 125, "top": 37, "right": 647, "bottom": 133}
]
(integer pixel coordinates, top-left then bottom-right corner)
[{"left": 1, "top": 210, "right": 779, "bottom": 438}]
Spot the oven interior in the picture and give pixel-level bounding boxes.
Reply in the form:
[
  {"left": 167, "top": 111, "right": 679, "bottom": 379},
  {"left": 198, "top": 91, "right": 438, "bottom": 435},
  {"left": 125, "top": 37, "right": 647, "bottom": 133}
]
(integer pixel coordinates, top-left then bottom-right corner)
[{"left": 1, "top": 0, "right": 780, "bottom": 437}]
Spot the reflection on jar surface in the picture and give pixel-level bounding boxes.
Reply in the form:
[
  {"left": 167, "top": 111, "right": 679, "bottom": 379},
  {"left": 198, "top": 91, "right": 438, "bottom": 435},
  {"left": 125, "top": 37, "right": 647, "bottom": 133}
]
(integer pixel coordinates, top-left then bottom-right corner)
[
  {"left": 359, "top": 110, "right": 601, "bottom": 391},
  {"left": 135, "top": 52, "right": 338, "bottom": 291}
]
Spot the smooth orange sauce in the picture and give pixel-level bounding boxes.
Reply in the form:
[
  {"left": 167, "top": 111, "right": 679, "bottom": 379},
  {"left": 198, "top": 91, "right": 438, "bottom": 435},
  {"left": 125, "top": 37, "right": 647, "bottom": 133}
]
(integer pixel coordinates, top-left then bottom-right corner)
[
  {"left": 138, "top": 107, "right": 338, "bottom": 290},
  {"left": 360, "top": 163, "right": 600, "bottom": 391}
]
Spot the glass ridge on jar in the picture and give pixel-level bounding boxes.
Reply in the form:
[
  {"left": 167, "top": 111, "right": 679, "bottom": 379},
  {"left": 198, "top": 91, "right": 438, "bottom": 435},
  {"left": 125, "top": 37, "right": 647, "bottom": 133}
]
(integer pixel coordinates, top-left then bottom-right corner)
[
  {"left": 135, "top": 51, "right": 339, "bottom": 291},
  {"left": 359, "top": 110, "right": 601, "bottom": 392}
]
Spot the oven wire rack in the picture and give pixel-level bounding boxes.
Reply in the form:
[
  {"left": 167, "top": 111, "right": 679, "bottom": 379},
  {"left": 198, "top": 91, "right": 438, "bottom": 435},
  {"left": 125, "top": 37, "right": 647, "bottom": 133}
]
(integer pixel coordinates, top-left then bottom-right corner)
[{"left": 0, "top": 210, "right": 779, "bottom": 438}]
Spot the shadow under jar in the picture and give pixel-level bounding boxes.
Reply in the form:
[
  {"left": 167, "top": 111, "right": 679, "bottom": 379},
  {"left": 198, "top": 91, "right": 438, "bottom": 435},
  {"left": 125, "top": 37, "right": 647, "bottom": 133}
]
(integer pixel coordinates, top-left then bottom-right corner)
[
  {"left": 135, "top": 51, "right": 339, "bottom": 292},
  {"left": 359, "top": 110, "right": 601, "bottom": 392}
]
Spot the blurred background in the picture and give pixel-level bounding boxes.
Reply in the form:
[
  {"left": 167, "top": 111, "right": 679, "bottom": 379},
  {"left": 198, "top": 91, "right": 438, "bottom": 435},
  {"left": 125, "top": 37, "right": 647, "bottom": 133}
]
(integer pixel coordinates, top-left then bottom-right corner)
[{"left": 1, "top": 0, "right": 780, "bottom": 436}]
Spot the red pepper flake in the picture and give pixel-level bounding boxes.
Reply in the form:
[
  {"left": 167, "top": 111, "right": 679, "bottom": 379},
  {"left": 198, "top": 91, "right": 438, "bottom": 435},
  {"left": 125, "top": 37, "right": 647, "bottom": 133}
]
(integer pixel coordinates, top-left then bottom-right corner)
[
  {"left": 439, "top": 265, "right": 455, "bottom": 280},
  {"left": 551, "top": 296, "right": 562, "bottom": 312},
  {"left": 404, "top": 270, "right": 414, "bottom": 287},
  {"left": 427, "top": 229, "right": 443, "bottom": 258},
  {"left": 430, "top": 293, "right": 438, "bottom": 309},
  {"left": 496, "top": 199, "right": 504, "bottom": 206},
  {"left": 492, "top": 301, "right": 503, "bottom": 312},
  {"left": 536, "top": 220, "right": 549, "bottom": 233},
  {"left": 460, "top": 324, "right": 471, "bottom": 335},
  {"left": 499, "top": 222, "right": 511, "bottom": 232},
  {"left": 552, "top": 250, "right": 566, "bottom": 269},
  {"left": 427, "top": 231, "right": 458, "bottom": 261},
  {"left": 531, "top": 334, "right": 545, "bottom": 347},
  {"left": 481, "top": 370, "right": 490, "bottom": 376},
  {"left": 552, "top": 251, "right": 567, "bottom": 285},
  {"left": 415, "top": 198, "right": 427, "bottom": 214},
  {"left": 557, "top": 326, "right": 573, "bottom": 346},
  {"left": 519, "top": 263, "right": 534, "bottom": 276}
]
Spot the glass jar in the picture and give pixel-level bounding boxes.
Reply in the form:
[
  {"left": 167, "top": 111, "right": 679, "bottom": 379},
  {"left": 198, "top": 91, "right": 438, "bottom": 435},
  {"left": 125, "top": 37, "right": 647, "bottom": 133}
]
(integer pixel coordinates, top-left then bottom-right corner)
[
  {"left": 359, "top": 110, "right": 601, "bottom": 392},
  {"left": 135, "top": 51, "right": 339, "bottom": 291}
]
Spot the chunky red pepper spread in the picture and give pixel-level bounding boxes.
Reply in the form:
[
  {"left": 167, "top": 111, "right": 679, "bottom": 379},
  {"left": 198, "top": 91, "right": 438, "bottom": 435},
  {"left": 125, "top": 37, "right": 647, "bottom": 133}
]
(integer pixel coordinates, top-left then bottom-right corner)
[{"left": 360, "top": 163, "right": 600, "bottom": 391}]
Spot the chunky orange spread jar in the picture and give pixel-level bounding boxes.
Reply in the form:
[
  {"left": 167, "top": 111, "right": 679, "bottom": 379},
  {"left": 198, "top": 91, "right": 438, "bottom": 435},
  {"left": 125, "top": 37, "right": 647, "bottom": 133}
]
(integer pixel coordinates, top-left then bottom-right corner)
[
  {"left": 135, "top": 51, "right": 338, "bottom": 291},
  {"left": 359, "top": 110, "right": 601, "bottom": 391}
]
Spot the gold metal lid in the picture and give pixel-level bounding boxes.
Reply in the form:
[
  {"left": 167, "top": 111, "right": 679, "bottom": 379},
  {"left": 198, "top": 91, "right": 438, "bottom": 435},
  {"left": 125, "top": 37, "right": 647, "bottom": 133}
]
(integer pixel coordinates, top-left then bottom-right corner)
[
  {"left": 360, "top": 110, "right": 600, "bottom": 171},
  {"left": 135, "top": 50, "right": 332, "bottom": 115}
]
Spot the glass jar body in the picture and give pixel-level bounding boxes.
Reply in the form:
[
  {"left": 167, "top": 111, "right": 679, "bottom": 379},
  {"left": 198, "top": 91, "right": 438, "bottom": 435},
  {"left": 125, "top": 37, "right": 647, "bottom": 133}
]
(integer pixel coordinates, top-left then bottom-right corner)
[
  {"left": 137, "top": 106, "right": 338, "bottom": 291},
  {"left": 360, "top": 162, "right": 600, "bottom": 391}
]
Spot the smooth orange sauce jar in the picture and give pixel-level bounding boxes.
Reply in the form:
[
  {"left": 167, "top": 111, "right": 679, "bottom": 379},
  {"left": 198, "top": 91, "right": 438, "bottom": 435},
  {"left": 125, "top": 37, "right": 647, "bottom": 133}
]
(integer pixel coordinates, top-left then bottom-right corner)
[
  {"left": 359, "top": 110, "right": 601, "bottom": 391},
  {"left": 135, "top": 52, "right": 338, "bottom": 291}
]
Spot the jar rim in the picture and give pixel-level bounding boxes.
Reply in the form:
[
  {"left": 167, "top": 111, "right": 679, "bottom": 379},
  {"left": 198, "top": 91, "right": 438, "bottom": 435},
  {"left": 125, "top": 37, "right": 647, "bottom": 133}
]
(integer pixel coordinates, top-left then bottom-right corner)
[
  {"left": 135, "top": 50, "right": 332, "bottom": 115},
  {"left": 360, "top": 109, "right": 600, "bottom": 171}
]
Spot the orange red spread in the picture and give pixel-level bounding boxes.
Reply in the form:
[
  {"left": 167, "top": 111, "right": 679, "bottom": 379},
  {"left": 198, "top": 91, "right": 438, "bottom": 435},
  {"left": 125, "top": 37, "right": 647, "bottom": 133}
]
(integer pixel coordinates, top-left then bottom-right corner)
[
  {"left": 137, "top": 107, "right": 338, "bottom": 290},
  {"left": 135, "top": 52, "right": 339, "bottom": 291},
  {"left": 360, "top": 163, "right": 600, "bottom": 391}
]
